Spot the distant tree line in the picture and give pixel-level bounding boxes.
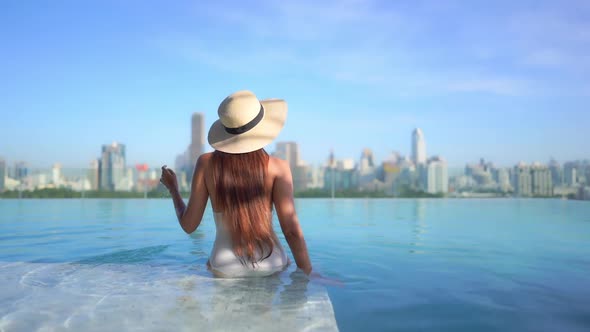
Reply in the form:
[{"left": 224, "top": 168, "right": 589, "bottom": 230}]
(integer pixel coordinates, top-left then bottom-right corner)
[
  {"left": 1, "top": 187, "right": 569, "bottom": 199},
  {"left": 294, "top": 187, "right": 445, "bottom": 198}
]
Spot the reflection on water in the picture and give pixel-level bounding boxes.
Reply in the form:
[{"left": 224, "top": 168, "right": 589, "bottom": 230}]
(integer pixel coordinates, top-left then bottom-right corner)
[
  {"left": 413, "top": 199, "right": 426, "bottom": 222},
  {"left": 409, "top": 199, "right": 427, "bottom": 253}
]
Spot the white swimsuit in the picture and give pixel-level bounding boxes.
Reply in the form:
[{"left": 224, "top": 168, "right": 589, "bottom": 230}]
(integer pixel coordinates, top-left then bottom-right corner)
[{"left": 208, "top": 212, "right": 289, "bottom": 277}]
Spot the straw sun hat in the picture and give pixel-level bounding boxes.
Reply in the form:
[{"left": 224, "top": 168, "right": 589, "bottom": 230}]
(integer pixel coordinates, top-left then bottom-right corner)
[{"left": 208, "top": 90, "right": 288, "bottom": 154}]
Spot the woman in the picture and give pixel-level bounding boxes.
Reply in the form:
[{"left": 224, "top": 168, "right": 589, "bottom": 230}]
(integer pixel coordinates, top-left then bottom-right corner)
[{"left": 160, "top": 90, "right": 312, "bottom": 278}]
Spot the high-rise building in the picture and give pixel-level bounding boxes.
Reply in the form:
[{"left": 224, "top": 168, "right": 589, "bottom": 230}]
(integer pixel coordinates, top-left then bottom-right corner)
[
  {"left": 492, "top": 167, "right": 511, "bottom": 192},
  {"left": 466, "top": 163, "right": 493, "bottom": 186},
  {"left": 305, "top": 165, "right": 325, "bottom": 189},
  {"left": 33, "top": 173, "right": 47, "bottom": 190},
  {"left": 324, "top": 159, "right": 358, "bottom": 191},
  {"left": 359, "top": 148, "right": 375, "bottom": 171},
  {"left": 14, "top": 161, "right": 28, "bottom": 180},
  {"left": 381, "top": 161, "right": 400, "bottom": 185},
  {"left": 359, "top": 148, "right": 377, "bottom": 190},
  {"left": 292, "top": 164, "right": 309, "bottom": 193},
  {"left": 0, "top": 158, "right": 5, "bottom": 192},
  {"left": 531, "top": 165, "right": 553, "bottom": 197},
  {"left": 88, "top": 159, "right": 99, "bottom": 190},
  {"left": 52, "top": 163, "right": 62, "bottom": 187},
  {"left": 175, "top": 153, "right": 187, "bottom": 174},
  {"left": 178, "top": 171, "right": 189, "bottom": 192},
  {"left": 412, "top": 128, "right": 427, "bottom": 166},
  {"left": 114, "top": 167, "right": 135, "bottom": 191},
  {"left": 424, "top": 156, "right": 448, "bottom": 194},
  {"left": 190, "top": 113, "right": 205, "bottom": 168},
  {"left": 328, "top": 149, "right": 335, "bottom": 168},
  {"left": 177, "top": 112, "right": 205, "bottom": 183},
  {"left": 514, "top": 163, "right": 532, "bottom": 196},
  {"left": 564, "top": 162, "right": 578, "bottom": 186},
  {"left": 99, "top": 142, "right": 126, "bottom": 191},
  {"left": 548, "top": 159, "right": 563, "bottom": 187}
]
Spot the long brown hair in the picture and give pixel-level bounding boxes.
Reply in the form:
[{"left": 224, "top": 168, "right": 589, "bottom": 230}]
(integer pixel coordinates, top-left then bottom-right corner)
[{"left": 210, "top": 148, "right": 276, "bottom": 265}]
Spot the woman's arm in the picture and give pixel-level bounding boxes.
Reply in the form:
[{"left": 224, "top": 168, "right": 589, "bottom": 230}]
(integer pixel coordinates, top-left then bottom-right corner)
[
  {"left": 272, "top": 159, "right": 313, "bottom": 274},
  {"left": 161, "top": 154, "right": 210, "bottom": 234}
]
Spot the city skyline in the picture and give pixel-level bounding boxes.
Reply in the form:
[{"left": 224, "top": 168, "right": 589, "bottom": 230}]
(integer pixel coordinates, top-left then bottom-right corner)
[
  {"left": 0, "top": 129, "right": 588, "bottom": 170},
  {"left": 2, "top": 128, "right": 589, "bottom": 199},
  {"left": 1, "top": 126, "right": 587, "bottom": 182},
  {"left": 1, "top": 1, "right": 589, "bottom": 167}
]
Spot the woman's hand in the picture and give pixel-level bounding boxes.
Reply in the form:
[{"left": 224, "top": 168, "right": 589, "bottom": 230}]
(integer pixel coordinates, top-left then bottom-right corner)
[{"left": 160, "top": 165, "right": 179, "bottom": 193}]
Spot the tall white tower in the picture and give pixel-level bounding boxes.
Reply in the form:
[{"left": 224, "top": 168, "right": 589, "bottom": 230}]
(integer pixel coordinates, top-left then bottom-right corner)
[
  {"left": 359, "top": 148, "right": 375, "bottom": 174},
  {"left": 412, "top": 128, "right": 427, "bottom": 165}
]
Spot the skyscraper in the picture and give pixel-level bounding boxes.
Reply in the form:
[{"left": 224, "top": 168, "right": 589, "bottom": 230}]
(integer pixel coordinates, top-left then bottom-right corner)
[
  {"left": 381, "top": 152, "right": 402, "bottom": 186},
  {"left": 514, "top": 163, "right": 532, "bottom": 196},
  {"left": 52, "top": 163, "right": 62, "bottom": 187},
  {"left": 190, "top": 113, "right": 205, "bottom": 169},
  {"left": 88, "top": 159, "right": 99, "bottom": 190},
  {"left": 359, "top": 148, "right": 375, "bottom": 172},
  {"left": 564, "top": 162, "right": 578, "bottom": 186},
  {"left": 359, "top": 148, "right": 377, "bottom": 190},
  {"left": 305, "top": 165, "right": 325, "bottom": 189},
  {"left": 548, "top": 159, "right": 563, "bottom": 187},
  {"left": 324, "top": 158, "right": 358, "bottom": 191},
  {"left": 412, "top": 128, "right": 427, "bottom": 165},
  {"left": 424, "top": 156, "right": 448, "bottom": 194},
  {"left": 177, "top": 112, "right": 205, "bottom": 183},
  {"left": 175, "top": 153, "right": 187, "bottom": 174},
  {"left": 99, "top": 142, "right": 126, "bottom": 191},
  {"left": 14, "top": 161, "right": 28, "bottom": 181},
  {"left": 531, "top": 165, "right": 553, "bottom": 197},
  {"left": 329, "top": 149, "right": 335, "bottom": 167},
  {"left": 0, "top": 158, "right": 5, "bottom": 192},
  {"left": 492, "top": 167, "right": 512, "bottom": 192}
]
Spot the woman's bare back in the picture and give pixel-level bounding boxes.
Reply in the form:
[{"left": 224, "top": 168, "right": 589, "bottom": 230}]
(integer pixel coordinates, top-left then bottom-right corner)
[{"left": 162, "top": 153, "right": 312, "bottom": 275}]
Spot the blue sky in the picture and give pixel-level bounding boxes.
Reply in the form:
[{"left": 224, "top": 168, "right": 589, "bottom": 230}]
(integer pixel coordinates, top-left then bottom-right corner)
[{"left": 0, "top": 0, "right": 589, "bottom": 169}]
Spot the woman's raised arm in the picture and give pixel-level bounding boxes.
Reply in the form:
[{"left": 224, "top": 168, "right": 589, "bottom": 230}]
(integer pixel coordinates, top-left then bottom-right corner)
[{"left": 161, "top": 154, "right": 210, "bottom": 234}]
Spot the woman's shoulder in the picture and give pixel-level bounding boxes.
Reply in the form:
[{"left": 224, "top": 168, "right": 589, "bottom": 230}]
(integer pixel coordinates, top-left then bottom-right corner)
[
  {"left": 197, "top": 152, "right": 214, "bottom": 164},
  {"left": 268, "top": 155, "right": 288, "bottom": 167},
  {"left": 195, "top": 153, "right": 214, "bottom": 173},
  {"left": 268, "top": 156, "right": 291, "bottom": 176}
]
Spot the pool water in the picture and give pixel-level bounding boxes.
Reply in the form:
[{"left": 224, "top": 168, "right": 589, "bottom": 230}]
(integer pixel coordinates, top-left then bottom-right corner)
[{"left": 1, "top": 198, "right": 589, "bottom": 331}]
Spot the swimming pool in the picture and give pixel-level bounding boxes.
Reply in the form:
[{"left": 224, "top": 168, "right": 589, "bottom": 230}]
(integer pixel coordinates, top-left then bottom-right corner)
[{"left": 1, "top": 198, "right": 589, "bottom": 331}]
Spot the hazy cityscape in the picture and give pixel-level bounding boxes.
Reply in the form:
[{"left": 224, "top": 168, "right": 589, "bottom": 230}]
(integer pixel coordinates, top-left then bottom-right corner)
[{"left": 1, "top": 112, "right": 588, "bottom": 200}]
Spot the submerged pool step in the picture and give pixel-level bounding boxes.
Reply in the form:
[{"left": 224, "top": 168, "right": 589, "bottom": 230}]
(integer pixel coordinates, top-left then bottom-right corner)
[{"left": 0, "top": 262, "right": 338, "bottom": 332}]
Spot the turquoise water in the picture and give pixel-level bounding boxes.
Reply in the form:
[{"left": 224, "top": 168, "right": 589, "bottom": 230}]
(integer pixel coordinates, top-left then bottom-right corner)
[{"left": 1, "top": 198, "right": 589, "bottom": 331}]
